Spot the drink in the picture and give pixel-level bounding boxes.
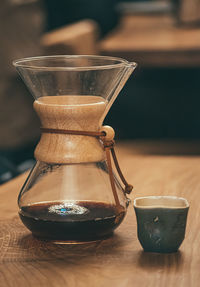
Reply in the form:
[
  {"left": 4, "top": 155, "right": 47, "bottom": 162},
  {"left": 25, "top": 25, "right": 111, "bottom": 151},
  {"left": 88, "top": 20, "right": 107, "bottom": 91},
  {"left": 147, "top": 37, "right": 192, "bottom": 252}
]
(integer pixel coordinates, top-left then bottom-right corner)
[{"left": 19, "top": 201, "right": 126, "bottom": 241}]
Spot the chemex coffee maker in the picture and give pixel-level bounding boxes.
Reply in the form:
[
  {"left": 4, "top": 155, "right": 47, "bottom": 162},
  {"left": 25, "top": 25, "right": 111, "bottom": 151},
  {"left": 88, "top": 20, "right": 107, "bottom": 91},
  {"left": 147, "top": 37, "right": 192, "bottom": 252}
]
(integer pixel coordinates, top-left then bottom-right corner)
[{"left": 13, "top": 55, "right": 137, "bottom": 243}]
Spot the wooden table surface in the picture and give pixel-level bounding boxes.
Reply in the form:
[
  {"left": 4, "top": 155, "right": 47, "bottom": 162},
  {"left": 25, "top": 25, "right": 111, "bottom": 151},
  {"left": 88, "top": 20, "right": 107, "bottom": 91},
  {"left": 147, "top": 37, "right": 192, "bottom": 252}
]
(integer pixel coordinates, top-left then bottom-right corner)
[
  {"left": 100, "top": 15, "right": 200, "bottom": 67},
  {"left": 0, "top": 140, "right": 200, "bottom": 286}
]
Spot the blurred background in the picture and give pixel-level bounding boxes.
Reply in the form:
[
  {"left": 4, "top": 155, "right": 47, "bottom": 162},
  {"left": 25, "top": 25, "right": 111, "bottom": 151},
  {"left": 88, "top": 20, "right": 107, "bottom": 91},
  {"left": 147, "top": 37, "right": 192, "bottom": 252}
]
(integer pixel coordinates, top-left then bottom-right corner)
[{"left": 1, "top": 0, "right": 200, "bottom": 183}]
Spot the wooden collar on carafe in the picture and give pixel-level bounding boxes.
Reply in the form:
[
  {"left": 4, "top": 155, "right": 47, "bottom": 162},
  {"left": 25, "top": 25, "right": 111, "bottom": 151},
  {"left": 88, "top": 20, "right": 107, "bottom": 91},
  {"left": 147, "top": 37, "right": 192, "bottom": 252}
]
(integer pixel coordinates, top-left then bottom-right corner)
[{"left": 41, "top": 125, "right": 133, "bottom": 210}]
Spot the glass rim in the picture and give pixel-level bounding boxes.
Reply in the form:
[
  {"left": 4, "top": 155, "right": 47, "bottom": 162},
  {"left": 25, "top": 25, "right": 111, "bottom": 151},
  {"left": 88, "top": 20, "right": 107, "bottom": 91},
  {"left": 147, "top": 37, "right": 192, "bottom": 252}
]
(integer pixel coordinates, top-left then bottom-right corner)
[{"left": 13, "top": 55, "right": 137, "bottom": 71}]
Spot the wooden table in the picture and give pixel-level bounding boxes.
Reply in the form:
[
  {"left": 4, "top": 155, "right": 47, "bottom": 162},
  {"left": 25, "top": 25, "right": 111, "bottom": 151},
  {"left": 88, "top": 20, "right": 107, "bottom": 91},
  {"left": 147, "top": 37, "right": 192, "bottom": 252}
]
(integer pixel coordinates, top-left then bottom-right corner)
[
  {"left": 100, "top": 15, "right": 200, "bottom": 67},
  {"left": 0, "top": 140, "right": 200, "bottom": 286}
]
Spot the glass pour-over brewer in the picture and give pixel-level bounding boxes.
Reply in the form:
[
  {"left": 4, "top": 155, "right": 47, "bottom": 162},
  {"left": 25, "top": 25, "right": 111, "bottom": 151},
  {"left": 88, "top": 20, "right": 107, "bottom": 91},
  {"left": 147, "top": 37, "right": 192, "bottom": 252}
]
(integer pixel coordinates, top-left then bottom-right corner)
[{"left": 13, "top": 55, "right": 137, "bottom": 242}]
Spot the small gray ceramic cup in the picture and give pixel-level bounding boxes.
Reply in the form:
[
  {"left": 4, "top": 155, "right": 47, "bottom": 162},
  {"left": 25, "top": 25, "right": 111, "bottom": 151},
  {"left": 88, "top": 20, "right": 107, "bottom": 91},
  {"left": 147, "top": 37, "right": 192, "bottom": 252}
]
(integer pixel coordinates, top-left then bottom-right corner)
[{"left": 134, "top": 196, "right": 189, "bottom": 253}]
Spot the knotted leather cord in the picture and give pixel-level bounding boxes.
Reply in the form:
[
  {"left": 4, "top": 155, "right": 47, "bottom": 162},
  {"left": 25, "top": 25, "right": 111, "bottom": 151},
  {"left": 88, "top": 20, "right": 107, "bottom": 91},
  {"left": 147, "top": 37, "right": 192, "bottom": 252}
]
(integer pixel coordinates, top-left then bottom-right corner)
[{"left": 41, "top": 127, "right": 133, "bottom": 209}]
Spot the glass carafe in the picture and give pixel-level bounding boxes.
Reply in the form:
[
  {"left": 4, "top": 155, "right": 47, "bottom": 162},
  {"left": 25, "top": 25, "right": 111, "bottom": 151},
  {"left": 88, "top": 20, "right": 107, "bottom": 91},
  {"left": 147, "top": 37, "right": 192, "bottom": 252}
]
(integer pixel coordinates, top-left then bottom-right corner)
[{"left": 13, "top": 55, "right": 137, "bottom": 243}]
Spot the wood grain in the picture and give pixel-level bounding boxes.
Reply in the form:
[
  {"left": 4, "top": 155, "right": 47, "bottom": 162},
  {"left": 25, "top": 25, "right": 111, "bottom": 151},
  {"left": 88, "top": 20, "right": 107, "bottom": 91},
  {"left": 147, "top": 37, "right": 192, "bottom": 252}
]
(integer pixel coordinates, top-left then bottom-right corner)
[
  {"left": 34, "top": 96, "right": 106, "bottom": 163},
  {"left": 0, "top": 140, "right": 200, "bottom": 286},
  {"left": 100, "top": 15, "right": 200, "bottom": 67}
]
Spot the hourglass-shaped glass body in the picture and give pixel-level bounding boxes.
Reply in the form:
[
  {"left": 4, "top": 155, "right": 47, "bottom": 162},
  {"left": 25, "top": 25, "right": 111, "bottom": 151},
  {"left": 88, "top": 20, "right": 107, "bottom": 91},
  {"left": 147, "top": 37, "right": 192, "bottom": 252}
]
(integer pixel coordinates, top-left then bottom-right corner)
[{"left": 13, "top": 55, "right": 137, "bottom": 242}]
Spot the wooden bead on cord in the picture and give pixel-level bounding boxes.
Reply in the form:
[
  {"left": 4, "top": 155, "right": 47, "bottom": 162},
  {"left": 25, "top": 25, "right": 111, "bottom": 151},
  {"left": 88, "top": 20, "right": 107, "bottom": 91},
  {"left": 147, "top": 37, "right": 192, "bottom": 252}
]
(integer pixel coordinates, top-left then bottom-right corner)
[{"left": 100, "top": 126, "right": 115, "bottom": 141}]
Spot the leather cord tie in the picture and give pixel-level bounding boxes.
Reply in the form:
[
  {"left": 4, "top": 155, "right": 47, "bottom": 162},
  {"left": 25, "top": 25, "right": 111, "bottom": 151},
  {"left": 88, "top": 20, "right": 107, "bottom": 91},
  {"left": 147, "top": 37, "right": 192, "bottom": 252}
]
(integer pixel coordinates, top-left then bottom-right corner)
[{"left": 41, "top": 126, "right": 133, "bottom": 208}]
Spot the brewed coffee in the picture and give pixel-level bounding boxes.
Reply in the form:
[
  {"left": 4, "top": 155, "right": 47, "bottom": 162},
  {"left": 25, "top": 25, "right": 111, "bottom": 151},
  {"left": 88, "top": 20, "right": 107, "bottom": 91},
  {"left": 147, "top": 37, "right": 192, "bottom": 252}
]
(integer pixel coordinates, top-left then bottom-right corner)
[{"left": 19, "top": 201, "right": 126, "bottom": 241}]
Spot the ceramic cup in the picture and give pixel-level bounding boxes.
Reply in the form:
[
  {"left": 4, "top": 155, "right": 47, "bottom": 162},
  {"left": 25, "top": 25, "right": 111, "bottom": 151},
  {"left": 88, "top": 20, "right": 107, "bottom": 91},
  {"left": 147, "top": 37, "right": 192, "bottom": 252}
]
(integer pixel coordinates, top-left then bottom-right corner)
[{"left": 134, "top": 196, "right": 189, "bottom": 253}]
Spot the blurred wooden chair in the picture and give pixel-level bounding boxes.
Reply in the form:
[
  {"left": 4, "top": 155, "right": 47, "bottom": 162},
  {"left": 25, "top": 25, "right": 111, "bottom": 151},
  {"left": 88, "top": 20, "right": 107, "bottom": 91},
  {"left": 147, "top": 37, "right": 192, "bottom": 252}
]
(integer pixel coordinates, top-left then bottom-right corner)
[
  {"left": 41, "top": 19, "right": 99, "bottom": 55},
  {"left": 179, "top": 0, "right": 200, "bottom": 24}
]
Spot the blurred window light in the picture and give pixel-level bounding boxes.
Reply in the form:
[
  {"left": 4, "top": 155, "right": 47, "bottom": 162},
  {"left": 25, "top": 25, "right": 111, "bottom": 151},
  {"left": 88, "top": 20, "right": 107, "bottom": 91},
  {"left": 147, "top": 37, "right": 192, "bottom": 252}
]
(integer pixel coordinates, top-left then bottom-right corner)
[{"left": 116, "top": 0, "right": 173, "bottom": 14}]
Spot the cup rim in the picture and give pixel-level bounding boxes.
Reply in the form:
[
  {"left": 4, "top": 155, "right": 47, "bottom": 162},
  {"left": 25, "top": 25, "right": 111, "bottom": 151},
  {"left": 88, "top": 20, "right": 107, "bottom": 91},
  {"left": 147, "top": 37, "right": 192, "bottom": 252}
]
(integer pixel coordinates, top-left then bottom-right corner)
[{"left": 133, "top": 195, "right": 189, "bottom": 209}]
